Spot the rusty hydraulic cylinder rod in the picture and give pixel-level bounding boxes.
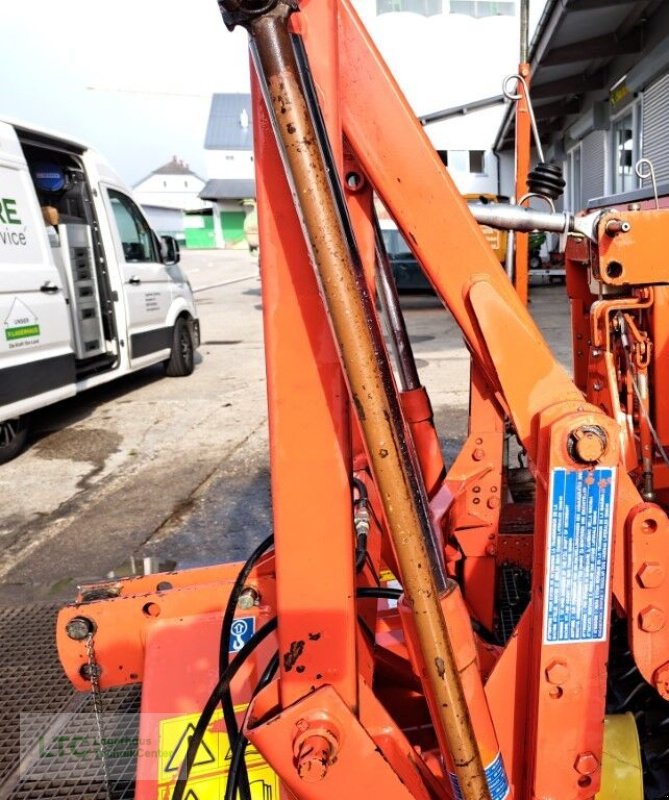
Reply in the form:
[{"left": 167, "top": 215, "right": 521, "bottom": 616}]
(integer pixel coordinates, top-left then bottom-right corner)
[{"left": 222, "top": 4, "right": 493, "bottom": 799}]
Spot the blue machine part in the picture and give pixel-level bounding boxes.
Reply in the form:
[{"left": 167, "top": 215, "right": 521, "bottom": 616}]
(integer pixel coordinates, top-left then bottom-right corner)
[
  {"left": 229, "top": 616, "right": 256, "bottom": 653},
  {"left": 33, "top": 163, "right": 66, "bottom": 193},
  {"left": 449, "top": 752, "right": 510, "bottom": 800},
  {"left": 544, "top": 467, "right": 616, "bottom": 644}
]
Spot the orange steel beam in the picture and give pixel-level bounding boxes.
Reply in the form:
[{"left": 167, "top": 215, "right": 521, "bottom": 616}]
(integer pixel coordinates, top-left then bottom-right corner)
[
  {"left": 251, "top": 36, "right": 358, "bottom": 709},
  {"left": 336, "top": 3, "right": 581, "bottom": 461}
]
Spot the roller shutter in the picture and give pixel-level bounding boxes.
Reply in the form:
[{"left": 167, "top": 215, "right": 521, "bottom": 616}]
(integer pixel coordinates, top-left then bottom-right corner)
[
  {"left": 643, "top": 73, "right": 669, "bottom": 183},
  {"left": 581, "top": 131, "right": 605, "bottom": 205}
]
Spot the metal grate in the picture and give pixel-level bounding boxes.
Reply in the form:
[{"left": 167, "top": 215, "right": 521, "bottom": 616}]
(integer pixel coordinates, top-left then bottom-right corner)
[{"left": 0, "top": 604, "right": 139, "bottom": 800}]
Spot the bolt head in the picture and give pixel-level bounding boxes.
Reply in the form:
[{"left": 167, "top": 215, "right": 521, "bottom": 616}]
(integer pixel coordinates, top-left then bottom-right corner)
[
  {"left": 639, "top": 605, "right": 665, "bottom": 632},
  {"left": 637, "top": 562, "right": 665, "bottom": 589},
  {"left": 237, "top": 586, "right": 260, "bottom": 610},
  {"left": 545, "top": 659, "right": 570, "bottom": 686},
  {"left": 487, "top": 496, "right": 500, "bottom": 510},
  {"left": 574, "top": 752, "right": 599, "bottom": 775},
  {"left": 65, "top": 617, "right": 95, "bottom": 641},
  {"left": 472, "top": 448, "right": 485, "bottom": 461}
]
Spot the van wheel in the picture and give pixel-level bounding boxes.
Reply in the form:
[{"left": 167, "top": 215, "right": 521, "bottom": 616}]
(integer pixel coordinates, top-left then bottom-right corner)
[
  {"left": 0, "top": 417, "right": 28, "bottom": 464},
  {"left": 165, "top": 317, "right": 194, "bottom": 377}
]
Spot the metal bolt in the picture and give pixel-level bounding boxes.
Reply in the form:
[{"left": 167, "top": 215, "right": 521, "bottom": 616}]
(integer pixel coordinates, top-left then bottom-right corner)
[
  {"left": 653, "top": 663, "right": 669, "bottom": 701},
  {"left": 237, "top": 586, "right": 260, "bottom": 610},
  {"left": 472, "top": 448, "right": 485, "bottom": 461},
  {"left": 487, "top": 496, "right": 500, "bottom": 510},
  {"left": 296, "top": 735, "right": 334, "bottom": 782},
  {"left": 637, "top": 562, "right": 665, "bottom": 589},
  {"left": 567, "top": 425, "right": 608, "bottom": 464},
  {"left": 545, "top": 659, "right": 570, "bottom": 686},
  {"left": 574, "top": 752, "right": 599, "bottom": 776},
  {"left": 65, "top": 617, "right": 95, "bottom": 641},
  {"left": 639, "top": 605, "right": 665, "bottom": 632},
  {"left": 485, "top": 544, "right": 496, "bottom": 557},
  {"left": 592, "top": 382, "right": 602, "bottom": 392}
]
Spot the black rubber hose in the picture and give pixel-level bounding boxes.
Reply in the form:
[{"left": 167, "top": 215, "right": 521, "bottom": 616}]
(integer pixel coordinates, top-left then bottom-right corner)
[
  {"left": 224, "top": 651, "right": 280, "bottom": 800},
  {"left": 172, "top": 617, "right": 278, "bottom": 800},
  {"left": 218, "top": 534, "right": 274, "bottom": 800}
]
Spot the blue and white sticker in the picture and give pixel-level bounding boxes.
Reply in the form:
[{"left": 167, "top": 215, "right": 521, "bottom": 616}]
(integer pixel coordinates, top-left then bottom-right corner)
[
  {"left": 229, "top": 616, "right": 256, "bottom": 653},
  {"left": 544, "top": 467, "right": 616, "bottom": 644},
  {"left": 449, "top": 752, "right": 509, "bottom": 800}
]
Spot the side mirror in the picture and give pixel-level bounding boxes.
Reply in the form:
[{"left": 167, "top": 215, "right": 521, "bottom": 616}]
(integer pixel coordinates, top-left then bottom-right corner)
[{"left": 161, "top": 235, "right": 180, "bottom": 265}]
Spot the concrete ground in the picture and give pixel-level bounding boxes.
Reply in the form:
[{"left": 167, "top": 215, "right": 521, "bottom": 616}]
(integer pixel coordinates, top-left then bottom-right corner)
[{"left": 0, "top": 251, "right": 571, "bottom": 605}]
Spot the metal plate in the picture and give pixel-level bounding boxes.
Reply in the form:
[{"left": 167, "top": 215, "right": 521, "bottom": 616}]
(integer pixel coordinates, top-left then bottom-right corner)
[{"left": 0, "top": 604, "right": 139, "bottom": 800}]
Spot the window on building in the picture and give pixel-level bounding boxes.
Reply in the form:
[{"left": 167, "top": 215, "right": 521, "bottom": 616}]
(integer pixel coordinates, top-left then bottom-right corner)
[
  {"left": 377, "top": 0, "right": 442, "bottom": 15},
  {"left": 611, "top": 103, "right": 641, "bottom": 194},
  {"left": 225, "top": 155, "right": 235, "bottom": 161},
  {"left": 469, "top": 150, "right": 485, "bottom": 173},
  {"left": 184, "top": 180, "right": 189, "bottom": 187},
  {"left": 441, "top": 150, "right": 486, "bottom": 173},
  {"left": 449, "top": 1, "right": 514, "bottom": 17}
]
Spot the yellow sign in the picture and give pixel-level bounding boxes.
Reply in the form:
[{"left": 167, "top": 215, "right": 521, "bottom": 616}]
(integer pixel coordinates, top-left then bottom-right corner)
[{"left": 158, "top": 707, "right": 279, "bottom": 800}]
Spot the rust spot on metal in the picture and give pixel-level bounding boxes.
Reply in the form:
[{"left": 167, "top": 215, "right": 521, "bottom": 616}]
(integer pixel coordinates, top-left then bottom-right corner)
[
  {"left": 308, "top": 632, "right": 321, "bottom": 641},
  {"left": 380, "top": 448, "right": 389, "bottom": 458},
  {"left": 435, "top": 657, "right": 446, "bottom": 678},
  {"left": 296, "top": 665, "right": 305, "bottom": 673},
  {"left": 315, "top": 673, "right": 323, "bottom": 680},
  {"left": 287, "top": 122, "right": 296, "bottom": 134},
  {"left": 283, "top": 640, "right": 305, "bottom": 672},
  {"left": 352, "top": 394, "right": 366, "bottom": 421}
]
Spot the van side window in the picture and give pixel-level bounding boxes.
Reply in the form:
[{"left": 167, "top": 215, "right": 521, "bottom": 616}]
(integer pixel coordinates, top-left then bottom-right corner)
[{"left": 108, "top": 190, "right": 157, "bottom": 262}]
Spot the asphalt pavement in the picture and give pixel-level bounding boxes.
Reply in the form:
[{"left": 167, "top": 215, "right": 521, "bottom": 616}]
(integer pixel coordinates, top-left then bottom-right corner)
[{"left": 0, "top": 252, "right": 571, "bottom": 606}]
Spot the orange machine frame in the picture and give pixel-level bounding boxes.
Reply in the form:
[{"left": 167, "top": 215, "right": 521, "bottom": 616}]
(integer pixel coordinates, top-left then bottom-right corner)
[{"left": 56, "top": 3, "right": 669, "bottom": 800}]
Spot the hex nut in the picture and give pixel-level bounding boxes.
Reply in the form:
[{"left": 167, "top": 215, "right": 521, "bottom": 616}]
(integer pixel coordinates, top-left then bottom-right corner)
[
  {"left": 574, "top": 752, "right": 599, "bottom": 776},
  {"left": 545, "top": 659, "right": 570, "bottom": 686},
  {"left": 653, "top": 663, "right": 669, "bottom": 701},
  {"left": 637, "top": 562, "right": 665, "bottom": 589},
  {"left": 639, "top": 605, "right": 665, "bottom": 633}
]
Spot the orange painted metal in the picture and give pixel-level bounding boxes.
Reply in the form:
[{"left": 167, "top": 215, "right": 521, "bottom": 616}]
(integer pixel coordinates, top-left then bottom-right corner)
[
  {"left": 251, "top": 44, "right": 358, "bottom": 711},
  {"left": 57, "top": 559, "right": 275, "bottom": 691},
  {"left": 53, "top": 4, "right": 669, "bottom": 800}
]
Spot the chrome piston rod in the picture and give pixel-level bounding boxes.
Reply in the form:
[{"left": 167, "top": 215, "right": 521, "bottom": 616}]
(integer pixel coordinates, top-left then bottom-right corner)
[{"left": 469, "top": 202, "right": 572, "bottom": 234}]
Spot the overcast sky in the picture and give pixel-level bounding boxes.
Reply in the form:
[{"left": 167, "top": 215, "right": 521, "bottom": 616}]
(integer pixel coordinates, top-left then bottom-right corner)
[{"left": 1, "top": 0, "right": 547, "bottom": 186}]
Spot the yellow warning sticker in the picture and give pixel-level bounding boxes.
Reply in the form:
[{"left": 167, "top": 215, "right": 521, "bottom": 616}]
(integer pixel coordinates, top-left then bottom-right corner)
[{"left": 158, "top": 707, "right": 279, "bottom": 800}]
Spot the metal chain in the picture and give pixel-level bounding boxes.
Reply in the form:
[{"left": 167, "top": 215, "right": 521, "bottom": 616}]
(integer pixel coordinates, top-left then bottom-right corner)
[{"left": 85, "top": 633, "right": 113, "bottom": 800}]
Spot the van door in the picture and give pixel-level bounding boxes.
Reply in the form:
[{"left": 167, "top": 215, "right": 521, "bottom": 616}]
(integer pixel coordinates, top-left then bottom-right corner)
[
  {"left": 0, "top": 129, "right": 75, "bottom": 415},
  {"left": 103, "top": 187, "right": 173, "bottom": 365}
]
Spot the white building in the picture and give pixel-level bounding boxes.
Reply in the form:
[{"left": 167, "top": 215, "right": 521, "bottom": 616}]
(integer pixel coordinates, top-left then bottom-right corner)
[
  {"left": 354, "top": 0, "right": 520, "bottom": 195},
  {"left": 198, "top": 94, "right": 256, "bottom": 248},
  {"left": 133, "top": 156, "right": 206, "bottom": 211}
]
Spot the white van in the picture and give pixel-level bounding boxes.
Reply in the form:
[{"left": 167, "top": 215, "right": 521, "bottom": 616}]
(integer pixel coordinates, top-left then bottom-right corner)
[{"left": 0, "top": 119, "right": 200, "bottom": 463}]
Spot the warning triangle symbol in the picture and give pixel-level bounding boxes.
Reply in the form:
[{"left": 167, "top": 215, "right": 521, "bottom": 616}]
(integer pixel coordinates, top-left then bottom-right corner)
[{"left": 164, "top": 723, "right": 216, "bottom": 773}]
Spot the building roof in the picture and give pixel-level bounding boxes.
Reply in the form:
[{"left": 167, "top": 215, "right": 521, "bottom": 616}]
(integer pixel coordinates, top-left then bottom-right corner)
[
  {"left": 133, "top": 156, "right": 204, "bottom": 188},
  {"left": 204, "top": 94, "right": 253, "bottom": 151},
  {"left": 199, "top": 178, "right": 256, "bottom": 201},
  {"left": 494, "top": 0, "right": 663, "bottom": 151}
]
